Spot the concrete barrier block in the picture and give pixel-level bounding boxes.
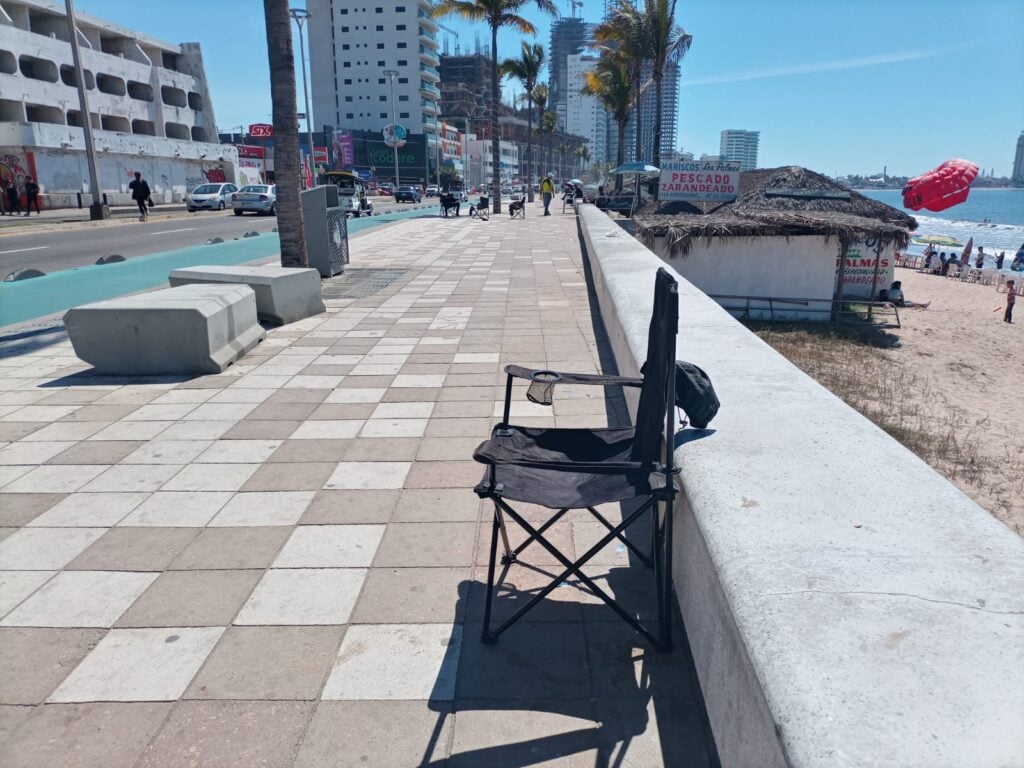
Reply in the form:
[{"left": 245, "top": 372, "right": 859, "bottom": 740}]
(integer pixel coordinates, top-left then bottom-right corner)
[
  {"left": 168, "top": 265, "right": 325, "bottom": 326},
  {"left": 64, "top": 284, "right": 264, "bottom": 375}
]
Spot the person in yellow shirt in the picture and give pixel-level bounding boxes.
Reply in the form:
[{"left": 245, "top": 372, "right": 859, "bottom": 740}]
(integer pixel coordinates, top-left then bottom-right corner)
[{"left": 540, "top": 175, "right": 554, "bottom": 216}]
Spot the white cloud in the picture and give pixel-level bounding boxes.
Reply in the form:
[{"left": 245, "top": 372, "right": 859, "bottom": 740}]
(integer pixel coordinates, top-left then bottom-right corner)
[{"left": 683, "top": 49, "right": 939, "bottom": 87}]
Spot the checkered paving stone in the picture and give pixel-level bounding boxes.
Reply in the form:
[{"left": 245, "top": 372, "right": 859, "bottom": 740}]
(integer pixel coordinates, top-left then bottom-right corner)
[{"left": 0, "top": 203, "right": 714, "bottom": 768}]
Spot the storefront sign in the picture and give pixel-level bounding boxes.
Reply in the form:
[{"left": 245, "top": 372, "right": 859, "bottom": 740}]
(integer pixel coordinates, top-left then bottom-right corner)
[
  {"left": 237, "top": 145, "right": 265, "bottom": 159},
  {"left": 659, "top": 160, "right": 741, "bottom": 202},
  {"left": 313, "top": 146, "right": 328, "bottom": 162},
  {"left": 333, "top": 130, "right": 354, "bottom": 168},
  {"left": 249, "top": 123, "right": 273, "bottom": 138}
]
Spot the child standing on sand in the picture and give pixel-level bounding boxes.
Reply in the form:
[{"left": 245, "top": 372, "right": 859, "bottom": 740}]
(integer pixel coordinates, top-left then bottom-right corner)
[{"left": 1005, "top": 280, "right": 1016, "bottom": 324}]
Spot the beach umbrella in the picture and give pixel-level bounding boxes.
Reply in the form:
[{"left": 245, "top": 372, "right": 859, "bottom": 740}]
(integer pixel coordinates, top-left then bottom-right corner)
[
  {"left": 902, "top": 158, "right": 978, "bottom": 213},
  {"left": 913, "top": 234, "right": 963, "bottom": 247},
  {"left": 610, "top": 163, "right": 661, "bottom": 214}
]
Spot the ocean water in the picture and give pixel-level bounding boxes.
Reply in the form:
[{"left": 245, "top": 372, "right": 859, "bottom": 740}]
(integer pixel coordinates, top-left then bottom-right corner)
[{"left": 860, "top": 189, "right": 1024, "bottom": 265}]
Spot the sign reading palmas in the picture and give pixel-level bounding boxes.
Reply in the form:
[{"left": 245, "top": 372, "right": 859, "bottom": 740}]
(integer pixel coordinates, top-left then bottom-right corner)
[{"left": 659, "top": 160, "right": 741, "bottom": 202}]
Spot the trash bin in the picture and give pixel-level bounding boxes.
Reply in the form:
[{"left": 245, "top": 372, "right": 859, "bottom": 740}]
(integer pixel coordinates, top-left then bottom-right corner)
[{"left": 301, "top": 185, "right": 349, "bottom": 277}]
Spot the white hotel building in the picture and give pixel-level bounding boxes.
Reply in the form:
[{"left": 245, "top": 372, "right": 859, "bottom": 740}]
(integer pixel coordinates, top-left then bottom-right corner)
[
  {"left": 565, "top": 53, "right": 607, "bottom": 167},
  {"left": 720, "top": 129, "right": 760, "bottom": 171},
  {"left": 0, "top": 0, "right": 235, "bottom": 205},
  {"left": 308, "top": 0, "right": 442, "bottom": 163}
]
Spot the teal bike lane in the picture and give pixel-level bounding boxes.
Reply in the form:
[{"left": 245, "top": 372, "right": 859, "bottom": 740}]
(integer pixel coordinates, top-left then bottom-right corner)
[{"left": 0, "top": 204, "right": 437, "bottom": 329}]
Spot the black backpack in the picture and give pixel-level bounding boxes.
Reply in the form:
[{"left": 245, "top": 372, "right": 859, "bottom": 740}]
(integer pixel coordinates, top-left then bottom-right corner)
[
  {"left": 642, "top": 360, "right": 720, "bottom": 429},
  {"left": 672, "top": 361, "right": 719, "bottom": 429}
]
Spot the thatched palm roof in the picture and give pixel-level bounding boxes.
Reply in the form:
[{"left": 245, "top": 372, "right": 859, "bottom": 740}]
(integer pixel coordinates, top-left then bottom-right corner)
[{"left": 636, "top": 166, "right": 917, "bottom": 257}]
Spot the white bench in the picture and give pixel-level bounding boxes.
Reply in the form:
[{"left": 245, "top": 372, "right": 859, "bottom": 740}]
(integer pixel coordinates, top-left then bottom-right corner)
[
  {"left": 64, "top": 283, "right": 265, "bottom": 375},
  {"left": 168, "top": 265, "right": 325, "bottom": 326}
]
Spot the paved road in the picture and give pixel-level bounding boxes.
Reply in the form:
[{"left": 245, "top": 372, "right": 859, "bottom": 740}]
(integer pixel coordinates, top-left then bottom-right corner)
[{"left": 0, "top": 202, "right": 429, "bottom": 278}]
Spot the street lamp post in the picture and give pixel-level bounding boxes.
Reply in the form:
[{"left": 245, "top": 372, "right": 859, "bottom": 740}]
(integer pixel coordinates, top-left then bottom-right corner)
[
  {"left": 289, "top": 7, "right": 315, "bottom": 186},
  {"left": 64, "top": 0, "right": 107, "bottom": 220},
  {"left": 384, "top": 70, "right": 399, "bottom": 188}
]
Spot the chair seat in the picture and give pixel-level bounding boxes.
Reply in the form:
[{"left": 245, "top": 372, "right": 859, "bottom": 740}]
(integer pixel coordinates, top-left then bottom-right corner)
[{"left": 473, "top": 425, "right": 654, "bottom": 508}]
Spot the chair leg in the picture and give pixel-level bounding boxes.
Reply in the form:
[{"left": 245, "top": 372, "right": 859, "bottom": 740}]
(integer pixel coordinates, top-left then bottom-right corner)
[
  {"left": 587, "top": 506, "right": 652, "bottom": 567},
  {"left": 481, "top": 506, "right": 501, "bottom": 645},
  {"left": 660, "top": 493, "right": 675, "bottom": 652},
  {"left": 508, "top": 507, "right": 570, "bottom": 563},
  {"left": 490, "top": 497, "right": 664, "bottom": 648}
]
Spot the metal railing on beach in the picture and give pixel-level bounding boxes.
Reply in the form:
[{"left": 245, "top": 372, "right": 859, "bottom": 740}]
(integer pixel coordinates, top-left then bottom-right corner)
[{"left": 707, "top": 293, "right": 901, "bottom": 328}]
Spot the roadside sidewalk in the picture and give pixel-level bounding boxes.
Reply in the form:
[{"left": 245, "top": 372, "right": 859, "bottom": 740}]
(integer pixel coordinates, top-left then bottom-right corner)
[{"left": 0, "top": 201, "right": 714, "bottom": 767}]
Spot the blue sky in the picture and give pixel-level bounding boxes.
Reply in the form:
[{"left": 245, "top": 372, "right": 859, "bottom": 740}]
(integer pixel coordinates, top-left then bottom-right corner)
[{"left": 80, "top": 0, "right": 1024, "bottom": 177}]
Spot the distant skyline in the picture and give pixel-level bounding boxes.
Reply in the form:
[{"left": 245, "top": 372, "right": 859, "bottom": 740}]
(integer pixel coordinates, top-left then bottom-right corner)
[{"left": 79, "top": 0, "right": 1024, "bottom": 177}]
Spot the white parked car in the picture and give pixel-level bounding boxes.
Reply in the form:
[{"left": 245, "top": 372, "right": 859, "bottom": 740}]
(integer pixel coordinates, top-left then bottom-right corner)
[
  {"left": 187, "top": 182, "right": 237, "bottom": 212},
  {"left": 232, "top": 184, "right": 277, "bottom": 216}
]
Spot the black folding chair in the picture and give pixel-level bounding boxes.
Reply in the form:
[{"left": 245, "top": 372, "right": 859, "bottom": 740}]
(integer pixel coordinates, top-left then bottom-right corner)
[{"left": 473, "top": 268, "right": 679, "bottom": 651}]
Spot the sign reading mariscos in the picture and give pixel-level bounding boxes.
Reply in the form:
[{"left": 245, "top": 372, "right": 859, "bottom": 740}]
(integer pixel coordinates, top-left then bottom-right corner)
[{"left": 659, "top": 160, "right": 741, "bottom": 202}]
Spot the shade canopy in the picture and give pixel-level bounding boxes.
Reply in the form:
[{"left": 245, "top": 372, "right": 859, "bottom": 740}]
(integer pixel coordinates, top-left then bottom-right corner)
[
  {"left": 913, "top": 234, "right": 963, "bottom": 247},
  {"left": 611, "top": 162, "right": 660, "bottom": 175}
]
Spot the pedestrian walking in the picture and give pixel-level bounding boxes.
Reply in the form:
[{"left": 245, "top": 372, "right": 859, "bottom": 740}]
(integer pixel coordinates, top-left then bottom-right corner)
[
  {"left": 541, "top": 174, "right": 554, "bottom": 216},
  {"left": 1005, "top": 280, "right": 1016, "bottom": 324},
  {"left": 4, "top": 178, "right": 20, "bottom": 216},
  {"left": 23, "top": 177, "right": 40, "bottom": 216},
  {"left": 129, "top": 172, "right": 150, "bottom": 221}
]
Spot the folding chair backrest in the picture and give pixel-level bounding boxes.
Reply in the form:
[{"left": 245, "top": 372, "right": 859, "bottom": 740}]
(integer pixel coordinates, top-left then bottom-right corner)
[{"left": 631, "top": 268, "right": 679, "bottom": 465}]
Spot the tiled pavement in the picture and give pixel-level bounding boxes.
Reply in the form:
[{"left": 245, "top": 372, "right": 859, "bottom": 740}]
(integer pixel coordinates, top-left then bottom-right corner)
[{"left": 0, "top": 203, "right": 716, "bottom": 767}]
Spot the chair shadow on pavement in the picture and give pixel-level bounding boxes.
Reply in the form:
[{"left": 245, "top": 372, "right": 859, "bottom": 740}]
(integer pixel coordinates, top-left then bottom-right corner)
[{"left": 423, "top": 542, "right": 719, "bottom": 768}]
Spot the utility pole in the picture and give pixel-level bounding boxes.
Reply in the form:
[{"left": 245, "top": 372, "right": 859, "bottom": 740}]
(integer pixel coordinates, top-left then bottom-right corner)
[
  {"left": 64, "top": 0, "right": 108, "bottom": 220},
  {"left": 289, "top": 7, "right": 315, "bottom": 187},
  {"left": 384, "top": 70, "right": 400, "bottom": 188}
]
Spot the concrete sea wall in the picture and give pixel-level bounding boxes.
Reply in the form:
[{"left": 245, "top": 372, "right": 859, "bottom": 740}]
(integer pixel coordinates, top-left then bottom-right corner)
[{"left": 576, "top": 204, "right": 1024, "bottom": 768}]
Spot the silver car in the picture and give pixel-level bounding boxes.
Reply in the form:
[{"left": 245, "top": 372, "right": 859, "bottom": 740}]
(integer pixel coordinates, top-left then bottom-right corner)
[
  {"left": 187, "top": 182, "right": 237, "bottom": 212},
  {"left": 232, "top": 184, "right": 277, "bottom": 216}
]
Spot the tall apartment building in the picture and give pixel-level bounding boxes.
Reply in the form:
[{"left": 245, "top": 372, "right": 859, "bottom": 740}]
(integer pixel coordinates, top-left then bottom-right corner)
[
  {"left": 720, "top": 129, "right": 760, "bottom": 170},
  {"left": 549, "top": 17, "right": 593, "bottom": 129},
  {"left": 565, "top": 53, "right": 607, "bottom": 166},
  {"left": 1013, "top": 131, "right": 1024, "bottom": 183},
  {"left": 308, "top": 0, "right": 441, "bottom": 177},
  {"left": 0, "top": 0, "right": 232, "bottom": 203},
  {"left": 619, "top": 63, "right": 679, "bottom": 164}
]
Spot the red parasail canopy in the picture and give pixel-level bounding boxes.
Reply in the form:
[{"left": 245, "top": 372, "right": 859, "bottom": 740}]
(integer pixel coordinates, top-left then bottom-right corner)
[{"left": 902, "top": 158, "right": 979, "bottom": 213}]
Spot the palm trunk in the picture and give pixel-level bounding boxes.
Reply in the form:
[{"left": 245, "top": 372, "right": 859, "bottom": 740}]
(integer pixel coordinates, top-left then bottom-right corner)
[
  {"left": 264, "top": 0, "right": 307, "bottom": 267},
  {"left": 615, "top": 117, "right": 626, "bottom": 192},
  {"left": 652, "top": 72, "right": 663, "bottom": 162},
  {"left": 632, "top": 70, "right": 643, "bottom": 163},
  {"left": 489, "top": 25, "right": 501, "bottom": 213},
  {"left": 652, "top": 72, "right": 663, "bottom": 199},
  {"left": 525, "top": 97, "right": 534, "bottom": 202}
]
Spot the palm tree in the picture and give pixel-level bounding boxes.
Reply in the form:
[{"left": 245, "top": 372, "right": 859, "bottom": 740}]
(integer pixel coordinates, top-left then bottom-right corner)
[
  {"left": 582, "top": 55, "right": 631, "bottom": 191},
  {"left": 433, "top": 0, "right": 557, "bottom": 214},
  {"left": 593, "top": 0, "right": 646, "bottom": 163},
  {"left": 643, "top": 0, "right": 692, "bottom": 169},
  {"left": 530, "top": 84, "right": 548, "bottom": 181},
  {"left": 540, "top": 109, "right": 557, "bottom": 179},
  {"left": 501, "top": 42, "right": 544, "bottom": 202},
  {"left": 576, "top": 145, "right": 591, "bottom": 178},
  {"left": 555, "top": 142, "right": 568, "bottom": 180},
  {"left": 263, "top": 0, "right": 306, "bottom": 267}
]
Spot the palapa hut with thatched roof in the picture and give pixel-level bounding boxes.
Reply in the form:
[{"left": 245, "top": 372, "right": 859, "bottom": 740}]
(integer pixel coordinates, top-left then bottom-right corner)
[{"left": 634, "top": 166, "right": 918, "bottom": 320}]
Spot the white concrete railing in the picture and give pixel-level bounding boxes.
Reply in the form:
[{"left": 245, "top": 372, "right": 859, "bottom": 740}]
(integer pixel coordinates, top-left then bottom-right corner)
[{"left": 576, "top": 205, "right": 1024, "bottom": 768}]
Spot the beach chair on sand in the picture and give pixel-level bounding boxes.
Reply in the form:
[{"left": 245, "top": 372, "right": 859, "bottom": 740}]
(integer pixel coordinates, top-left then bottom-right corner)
[{"left": 472, "top": 268, "right": 680, "bottom": 651}]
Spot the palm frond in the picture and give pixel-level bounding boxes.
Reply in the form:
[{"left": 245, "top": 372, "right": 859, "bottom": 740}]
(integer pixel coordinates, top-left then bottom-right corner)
[{"left": 431, "top": 0, "right": 486, "bottom": 21}]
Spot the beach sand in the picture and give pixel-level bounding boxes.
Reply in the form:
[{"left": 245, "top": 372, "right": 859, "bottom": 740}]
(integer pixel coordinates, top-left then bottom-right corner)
[{"left": 887, "top": 267, "right": 1023, "bottom": 534}]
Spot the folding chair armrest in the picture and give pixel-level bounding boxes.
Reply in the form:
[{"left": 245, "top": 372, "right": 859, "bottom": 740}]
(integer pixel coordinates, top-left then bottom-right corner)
[{"left": 504, "top": 365, "right": 642, "bottom": 388}]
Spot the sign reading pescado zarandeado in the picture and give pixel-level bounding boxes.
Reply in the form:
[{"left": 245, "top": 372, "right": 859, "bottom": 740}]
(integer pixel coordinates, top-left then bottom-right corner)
[{"left": 659, "top": 160, "right": 741, "bottom": 202}]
